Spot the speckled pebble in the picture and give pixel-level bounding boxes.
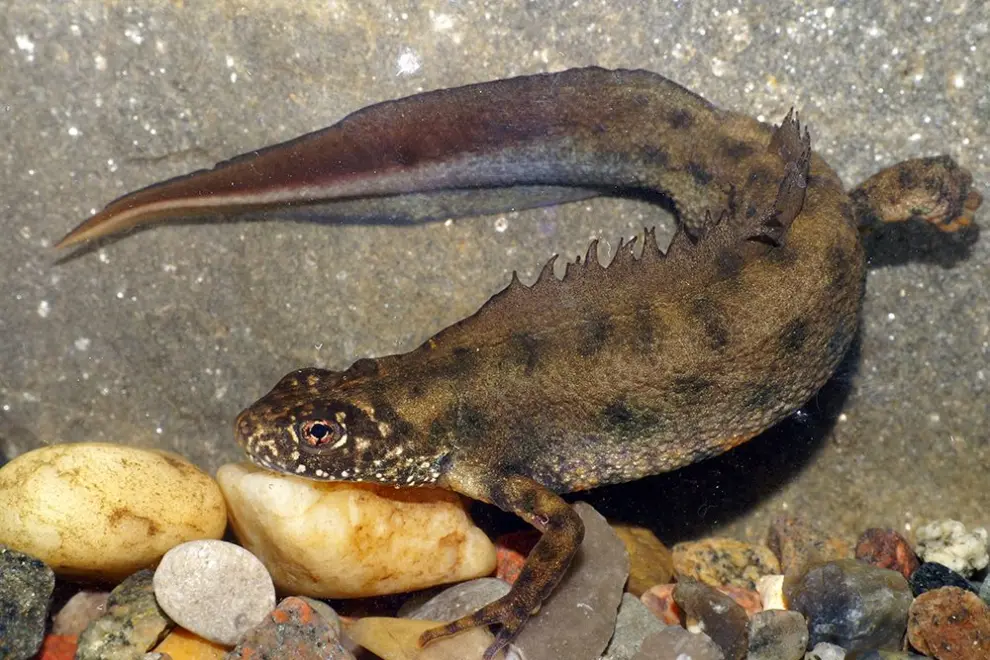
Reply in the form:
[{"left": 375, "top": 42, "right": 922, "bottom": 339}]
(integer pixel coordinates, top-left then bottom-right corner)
[
  {"left": 226, "top": 596, "right": 355, "bottom": 659},
  {"left": 612, "top": 524, "right": 674, "bottom": 597},
  {"left": 51, "top": 590, "right": 110, "bottom": 635},
  {"left": 908, "top": 562, "right": 977, "bottom": 596},
  {"left": 633, "top": 625, "right": 725, "bottom": 660},
  {"left": 76, "top": 569, "right": 174, "bottom": 660},
  {"left": 673, "top": 536, "right": 780, "bottom": 590},
  {"left": 601, "top": 593, "right": 669, "bottom": 660},
  {"left": 298, "top": 597, "right": 342, "bottom": 638},
  {"left": 914, "top": 520, "right": 989, "bottom": 578},
  {"left": 855, "top": 529, "right": 920, "bottom": 580},
  {"left": 806, "top": 642, "right": 847, "bottom": 660},
  {"left": 784, "top": 559, "right": 911, "bottom": 653},
  {"left": 768, "top": 517, "right": 851, "bottom": 576},
  {"left": 674, "top": 580, "right": 749, "bottom": 660},
  {"left": 0, "top": 443, "right": 226, "bottom": 582},
  {"left": 758, "top": 574, "right": 787, "bottom": 610},
  {"left": 748, "top": 610, "right": 809, "bottom": 660},
  {"left": 0, "top": 545, "right": 56, "bottom": 660},
  {"left": 906, "top": 586, "right": 990, "bottom": 659},
  {"left": 153, "top": 539, "right": 275, "bottom": 646},
  {"left": 401, "top": 577, "right": 510, "bottom": 622}
]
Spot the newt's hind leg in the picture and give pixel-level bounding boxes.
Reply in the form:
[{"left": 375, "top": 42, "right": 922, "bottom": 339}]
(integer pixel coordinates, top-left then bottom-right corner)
[
  {"left": 419, "top": 467, "right": 584, "bottom": 660},
  {"left": 852, "top": 155, "right": 982, "bottom": 233}
]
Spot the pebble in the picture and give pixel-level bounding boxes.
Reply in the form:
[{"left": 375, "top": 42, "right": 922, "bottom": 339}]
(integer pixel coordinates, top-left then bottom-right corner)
[
  {"left": 673, "top": 536, "right": 780, "bottom": 590},
  {"left": 634, "top": 626, "right": 725, "bottom": 660},
  {"left": 346, "top": 616, "right": 503, "bottom": 659},
  {"left": 76, "top": 569, "right": 174, "bottom": 660},
  {"left": 401, "top": 577, "right": 510, "bottom": 622},
  {"left": 768, "top": 516, "right": 850, "bottom": 576},
  {"left": 601, "top": 593, "right": 669, "bottom": 660},
  {"left": 980, "top": 578, "right": 990, "bottom": 605},
  {"left": 151, "top": 628, "right": 227, "bottom": 659},
  {"left": 640, "top": 583, "right": 682, "bottom": 625},
  {"left": 908, "top": 562, "right": 977, "bottom": 597},
  {"left": 0, "top": 544, "right": 55, "bottom": 660},
  {"left": 784, "top": 559, "right": 912, "bottom": 653},
  {"left": 37, "top": 635, "right": 78, "bottom": 660},
  {"left": 298, "top": 597, "right": 343, "bottom": 638},
  {"left": 510, "top": 502, "right": 630, "bottom": 660},
  {"left": 0, "top": 443, "right": 226, "bottom": 581},
  {"left": 611, "top": 524, "right": 674, "bottom": 596},
  {"left": 906, "top": 586, "right": 990, "bottom": 659},
  {"left": 153, "top": 539, "right": 276, "bottom": 646},
  {"left": 51, "top": 590, "right": 110, "bottom": 635},
  {"left": 718, "top": 584, "right": 763, "bottom": 616},
  {"left": 217, "top": 462, "right": 495, "bottom": 597},
  {"left": 748, "top": 610, "right": 809, "bottom": 660},
  {"left": 806, "top": 642, "right": 847, "bottom": 660},
  {"left": 913, "top": 520, "right": 989, "bottom": 578},
  {"left": 847, "top": 652, "right": 928, "bottom": 659},
  {"left": 226, "top": 596, "right": 355, "bottom": 659},
  {"left": 494, "top": 530, "right": 539, "bottom": 584},
  {"left": 758, "top": 574, "right": 786, "bottom": 610},
  {"left": 674, "top": 580, "right": 749, "bottom": 660},
  {"left": 855, "top": 528, "right": 920, "bottom": 580}
]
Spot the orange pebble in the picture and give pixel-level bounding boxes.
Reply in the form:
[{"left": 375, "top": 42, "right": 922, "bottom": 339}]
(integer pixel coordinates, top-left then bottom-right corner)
[
  {"left": 153, "top": 627, "right": 228, "bottom": 659},
  {"left": 716, "top": 585, "right": 763, "bottom": 617},
  {"left": 641, "top": 583, "right": 683, "bottom": 625},
  {"left": 494, "top": 530, "right": 539, "bottom": 585},
  {"left": 38, "top": 634, "right": 77, "bottom": 660}
]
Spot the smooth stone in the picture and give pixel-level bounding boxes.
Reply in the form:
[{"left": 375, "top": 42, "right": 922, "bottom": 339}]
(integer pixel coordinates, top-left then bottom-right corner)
[
  {"left": 784, "top": 559, "right": 912, "bottom": 653},
  {"left": 217, "top": 462, "right": 495, "bottom": 597},
  {"left": 906, "top": 586, "right": 990, "bottom": 659},
  {"left": 768, "top": 516, "right": 850, "bottom": 576},
  {"left": 908, "top": 561, "right": 978, "bottom": 596},
  {"left": 805, "top": 642, "right": 847, "bottom": 660},
  {"left": 77, "top": 569, "right": 174, "bottom": 660},
  {"left": 0, "top": 545, "right": 55, "bottom": 660},
  {"left": 0, "top": 443, "right": 226, "bottom": 581},
  {"left": 633, "top": 626, "right": 725, "bottom": 660},
  {"left": 143, "top": 654, "right": 172, "bottom": 660},
  {"left": 758, "top": 574, "right": 787, "bottom": 610},
  {"left": 510, "top": 502, "right": 629, "bottom": 660},
  {"left": 51, "top": 589, "right": 110, "bottom": 635},
  {"left": 152, "top": 627, "right": 227, "bottom": 659},
  {"left": 345, "top": 616, "right": 502, "bottom": 659},
  {"left": 673, "top": 536, "right": 780, "bottom": 590},
  {"left": 226, "top": 596, "right": 355, "bottom": 659},
  {"left": 855, "top": 529, "right": 920, "bottom": 580},
  {"left": 601, "top": 593, "right": 669, "bottom": 660},
  {"left": 401, "top": 577, "right": 510, "bottom": 621},
  {"left": 913, "top": 520, "right": 989, "bottom": 578},
  {"left": 749, "top": 610, "right": 809, "bottom": 660},
  {"left": 153, "top": 539, "right": 275, "bottom": 646},
  {"left": 611, "top": 524, "right": 674, "bottom": 597},
  {"left": 674, "top": 580, "right": 748, "bottom": 660}
]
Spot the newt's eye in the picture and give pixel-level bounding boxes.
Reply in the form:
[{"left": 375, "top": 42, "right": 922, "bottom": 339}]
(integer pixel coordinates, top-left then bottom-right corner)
[{"left": 300, "top": 419, "right": 344, "bottom": 448}]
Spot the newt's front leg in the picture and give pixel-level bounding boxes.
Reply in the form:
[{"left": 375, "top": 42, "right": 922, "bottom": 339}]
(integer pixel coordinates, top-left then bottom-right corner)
[{"left": 420, "top": 464, "right": 584, "bottom": 659}]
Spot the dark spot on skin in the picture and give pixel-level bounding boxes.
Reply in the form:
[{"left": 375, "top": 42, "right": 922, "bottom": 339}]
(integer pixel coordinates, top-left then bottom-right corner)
[
  {"left": 633, "top": 93, "right": 650, "bottom": 107},
  {"left": 715, "top": 248, "right": 745, "bottom": 280},
  {"left": 601, "top": 399, "right": 663, "bottom": 439},
  {"left": 765, "top": 244, "right": 798, "bottom": 267},
  {"left": 779, "top": 318, "right": 810, "bottom": 354},
  {"left": 408, "top": 383, "right": 426, "bottom": 399},
  {"left": 826, "top": 245, "right": 851, "bottom": 292},
  {"left": 668, "top": 108, "right": 694, "bottom": 129},
  {"left": 723, "top": 139, "right": 755, "bottom": 161},
  {"left": 348, "top": 358, "right": 380, "bottom": 379},
  {"left": 749, "top": 166, "right": 777, "bottom": 186},
  {"left": 511, "top": 331, "right": 541, "bottom": 375},
  {"left": 746, "top": 204, "right": 758, "bottom": 218},
  {"left": 368, "top": 401, "right": 414, "bottom": 439},
  {"left": 672, "top": 375, "right": 716, "bottom": 404},
  {"left": 691, "top": 297, "right": 729, "bottom": 350},
  {"left": 640, "top": 145, "right": 670, "bottom": 167},
  {"left": 898, "top": 167, "right": 917, "bottom": 189},
  {"left": 827, "top": 317, "right": 856, "bottom": 363},
  {"left": 432, "top": 404, "right": 489, "bottom": 444},
  {"left": 579, "top": 314, "right": 614, "bottom": 357},
  {"left": 633, "top": 304, "right": 657, "bottom": 352},
  {"left": 687, "top": 161, "right": 714, "bottom": 186},
  {"left": 744, "top": 380, "right": 783, "bottom": 413}
]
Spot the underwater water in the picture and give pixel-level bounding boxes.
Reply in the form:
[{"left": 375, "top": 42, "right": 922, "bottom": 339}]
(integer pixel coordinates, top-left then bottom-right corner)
[{"left": 1, "top": 3, "right": 988, "bottom": 649}]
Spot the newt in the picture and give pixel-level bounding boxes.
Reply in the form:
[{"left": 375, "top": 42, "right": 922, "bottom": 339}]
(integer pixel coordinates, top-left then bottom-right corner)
[{"left": 56, "top": 67, "right": 981, "bottom": 658}]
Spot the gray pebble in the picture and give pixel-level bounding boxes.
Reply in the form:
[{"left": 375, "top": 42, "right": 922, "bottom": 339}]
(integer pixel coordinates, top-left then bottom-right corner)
[
  {"left": 0, "top": 545, "right": 55, "bottom": 660},
  {"left": 601, "top": 593, "right": 669, "bottom": 660},
  {"left": 401, "top": 577, "right": 510, "bottom": 622},
  {"left": 51, "top": 590, "right": 110, "bottom": 635},
  {"left": 77, "top": 570, "right": 173, "bottom": 660},
  {"left": 805, "top": 642, "right": 846, "bottom": 660},
  {"left": 749, "top": 610, "right": 809, "bottom": 660},
  {"left": 153, "top": 539, "right": 275, "bottom": 645},
  {"left": 634, "top": 626, "right": 724, "bottom": 660},
  {"left": 979, "top": 578, "right": 990, "bottom": 606}
]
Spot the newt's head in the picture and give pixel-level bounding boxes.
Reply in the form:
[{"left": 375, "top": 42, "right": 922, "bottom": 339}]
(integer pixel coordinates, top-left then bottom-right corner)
[{"left": 235, "top": 365, "right": 448, "bottom": 487}]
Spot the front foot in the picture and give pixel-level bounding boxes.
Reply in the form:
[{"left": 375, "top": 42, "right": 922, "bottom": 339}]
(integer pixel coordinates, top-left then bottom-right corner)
[{"left": 419, "top": 592, "right": 535, "bottom": 659}]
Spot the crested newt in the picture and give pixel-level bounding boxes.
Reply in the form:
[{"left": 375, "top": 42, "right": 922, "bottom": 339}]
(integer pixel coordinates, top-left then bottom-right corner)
[{"left": 56, "top": 67, "right": 982, "bottom": 658}]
